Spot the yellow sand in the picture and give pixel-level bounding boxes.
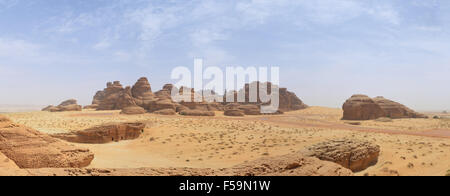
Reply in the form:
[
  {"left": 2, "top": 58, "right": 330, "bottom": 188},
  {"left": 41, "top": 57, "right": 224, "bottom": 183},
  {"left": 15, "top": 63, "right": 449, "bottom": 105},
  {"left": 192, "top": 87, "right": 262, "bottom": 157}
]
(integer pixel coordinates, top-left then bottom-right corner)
[{"left": 4, "top": 106, "right": 450, "bottom": 176}]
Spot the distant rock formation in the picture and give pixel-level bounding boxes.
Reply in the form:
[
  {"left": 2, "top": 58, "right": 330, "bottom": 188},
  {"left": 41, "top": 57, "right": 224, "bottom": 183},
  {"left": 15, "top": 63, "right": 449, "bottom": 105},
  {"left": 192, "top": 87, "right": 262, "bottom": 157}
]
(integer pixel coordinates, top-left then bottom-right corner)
[
  {"left": 42, "top": 99, "right": 82, "bottom": 112},
  {"left": 52, "top": 122, "right": 146, "bottom": 144},
  {"left": 342, "top": 94, "right": 426, "bottom": 120},
  {"left": 342, "top": 95, "right": 385, "bottom": 120},
  {"left": 0, "top": 116, "right": 94, "bottom": 168},
  {"left": 226, "top": 82, "right": 308, "bottom": 113},
  {"left": 301, "top": 139, "right": 380, "bottom": 172},
  {"left": 89, "top": 77, "right": 308, "bottom": 116},
  {"left": 372, "top": 96, "right": 427, "bottom": 119}
]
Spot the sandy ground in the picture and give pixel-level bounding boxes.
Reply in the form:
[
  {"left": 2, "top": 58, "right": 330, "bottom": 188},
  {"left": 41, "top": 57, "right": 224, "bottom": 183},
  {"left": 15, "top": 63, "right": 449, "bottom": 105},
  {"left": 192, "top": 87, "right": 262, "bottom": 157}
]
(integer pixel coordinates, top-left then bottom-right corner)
[{"left": 4, "top": 107, "right": 450, "bottom": 176}]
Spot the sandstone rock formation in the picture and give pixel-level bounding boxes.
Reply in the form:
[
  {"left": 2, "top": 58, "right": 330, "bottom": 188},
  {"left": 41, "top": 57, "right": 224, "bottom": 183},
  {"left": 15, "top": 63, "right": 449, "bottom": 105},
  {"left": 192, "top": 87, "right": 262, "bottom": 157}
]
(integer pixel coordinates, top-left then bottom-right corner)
[
  {"left": 342, "top": 95, "right": 385, "bottom": 120},
  {"left": 89, "top": 77, "right": 308, "bottom": 116},
  {"left": 301, "top": 139, "right": 380, "bottom": 172},
  {"left": 97, "top": 83, "right": 137, "bottom": 110},
  {"left": 0, "top": 116, "right": 94, "bottom": 168},
  {"left": 42, "top": 99, "right": 82, "bottom": 112},
  {"left": 224, "top": 109, "right": 245, "bottom": 117},
  {"left": 22, "top": 152, "right": 353, "bottom": 176},
  {"left": 373, "top": 96, "right": 427, "bottom": 119},
  {"left": 121, "top": 106, "right": 146, "bottom": 115},
  {"left": 52, "top": 122, "right": 146, "bottom": 144},
  {"left": 342, "top": 94, "right": 426, "bottom": 120}
]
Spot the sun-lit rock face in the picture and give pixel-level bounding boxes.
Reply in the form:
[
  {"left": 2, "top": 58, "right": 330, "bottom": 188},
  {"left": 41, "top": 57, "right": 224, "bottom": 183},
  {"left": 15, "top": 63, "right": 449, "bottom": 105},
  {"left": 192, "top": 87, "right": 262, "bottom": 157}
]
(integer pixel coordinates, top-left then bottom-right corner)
[{"left": 0, "top": 116, "right": 94, "bottom": 168}]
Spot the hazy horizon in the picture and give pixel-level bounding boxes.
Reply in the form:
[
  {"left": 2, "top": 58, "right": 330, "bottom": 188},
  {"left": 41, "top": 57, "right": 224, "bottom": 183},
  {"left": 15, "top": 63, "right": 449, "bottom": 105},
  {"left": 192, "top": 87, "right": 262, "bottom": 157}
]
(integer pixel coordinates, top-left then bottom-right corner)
[{"left": 1, "top": 0, "right": 450, "bottom": 111}]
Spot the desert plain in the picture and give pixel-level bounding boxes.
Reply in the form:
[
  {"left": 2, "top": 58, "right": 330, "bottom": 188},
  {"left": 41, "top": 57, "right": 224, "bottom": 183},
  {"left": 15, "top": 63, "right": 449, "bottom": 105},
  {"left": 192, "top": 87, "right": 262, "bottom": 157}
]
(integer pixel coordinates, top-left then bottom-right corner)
[{"left": 2, "top": 106, "right": 449, "bottom": 176}]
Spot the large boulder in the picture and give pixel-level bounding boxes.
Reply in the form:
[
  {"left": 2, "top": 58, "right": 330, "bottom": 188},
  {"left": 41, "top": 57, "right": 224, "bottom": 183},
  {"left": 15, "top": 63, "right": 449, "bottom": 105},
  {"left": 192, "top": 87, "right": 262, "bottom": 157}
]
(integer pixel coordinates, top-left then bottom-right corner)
[
  {"left": 52, "top": 122, "right": 146, "bottom": 144},
  {"left": 342, "top": 95, "right": 426, "bottom": 120},
  {"left": 0, "top": 117, "right": 94, "bottom": 168},
  {"left": 342, "top": 95, "right": 385, "bottom": 120},
  {"left": 301, "top": 139, "right": 380, "bottom": 172}
]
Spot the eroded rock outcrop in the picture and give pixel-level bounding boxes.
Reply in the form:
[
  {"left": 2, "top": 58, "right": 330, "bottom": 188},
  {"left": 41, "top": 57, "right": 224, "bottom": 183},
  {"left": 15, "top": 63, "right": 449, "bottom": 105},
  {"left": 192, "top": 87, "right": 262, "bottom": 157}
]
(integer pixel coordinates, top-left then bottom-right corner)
[
  {"left": 373, "top": 96, "right": 427, "bottom": 119},
  {"left": 342, "top": 95, "right": 426, "bottom": 120},
  {"left": 342, "top": 95, "right": 385, "bottom": 120},
  {"left": 301, "top": 139, "right": 380, "bottom": 172},
  {"left": 0, "top": 116, "right": 94, "bottom": 168},
  {"left": 42, "top": 99, "right": 82, "bottom": 112},
  {"left": 52, "top": 122, "right": 146, "bottom": 144},
  {"left": 89, "top": 77, "right": 308, "bottom": 116},
  {"left": 121, "top": 106, "right": 146, "bottom": 115}
]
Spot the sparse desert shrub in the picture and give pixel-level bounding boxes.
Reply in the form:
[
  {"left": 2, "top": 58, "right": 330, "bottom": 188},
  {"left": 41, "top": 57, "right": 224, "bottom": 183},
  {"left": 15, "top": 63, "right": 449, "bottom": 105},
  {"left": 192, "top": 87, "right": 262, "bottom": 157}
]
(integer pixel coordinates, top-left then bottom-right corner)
[
  {"left": 433, "top": 116, "right": 440, "bottom": 119},
  {"left": 446, "top": 170, "right": 450, "bottom": 176}
]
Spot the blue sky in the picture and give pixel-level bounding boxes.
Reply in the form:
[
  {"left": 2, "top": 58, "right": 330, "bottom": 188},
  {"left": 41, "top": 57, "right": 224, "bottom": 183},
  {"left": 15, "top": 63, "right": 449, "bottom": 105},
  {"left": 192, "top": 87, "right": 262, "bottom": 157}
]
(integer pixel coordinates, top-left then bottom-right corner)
[{"left": 0, "top": 0, "right": 449, "bottom": 111}]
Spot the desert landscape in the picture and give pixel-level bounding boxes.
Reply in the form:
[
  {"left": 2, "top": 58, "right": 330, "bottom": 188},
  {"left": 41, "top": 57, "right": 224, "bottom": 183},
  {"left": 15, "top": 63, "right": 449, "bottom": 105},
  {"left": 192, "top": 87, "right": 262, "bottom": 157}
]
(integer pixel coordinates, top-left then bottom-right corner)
[
  {"left": 2, "top": 1, "right": 450, "bottom": 179},
  {"left": 1, "top": 77, "right": 449, "bottom": 176}
]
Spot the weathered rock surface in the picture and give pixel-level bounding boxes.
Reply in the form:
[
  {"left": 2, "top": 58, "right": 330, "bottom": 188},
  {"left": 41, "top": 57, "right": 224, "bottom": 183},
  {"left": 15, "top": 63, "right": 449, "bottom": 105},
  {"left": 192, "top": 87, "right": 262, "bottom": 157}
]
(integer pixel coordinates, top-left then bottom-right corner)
[
  {"left": 42, "top": 99, "right": 82, "bottom": 112},
  {"left": 224, "top": 109, "right": 245, "bottom": 117},
  {"left": 373, "top": 96, "right": 427, "bottom": 119},
  {"left": 52, "top": 122, "right": 146, "bottom": 144},
  {"left": 343, "top": 94, "right": 426, "bottom": 120},
  {"left": 121, "top": 106, "right": 146, "bottom": 115},
  {"left": 90, "top": 78, "right": 308, "bottom": 115},
  {"left": 301, "top": 139, "right": 380, "bottom": 172},
  {"left": 0, "top": 116, "right": 94, "bottom": 168},
  {"left": 23, "top": 152, "right": 352, "bottom": 176}
]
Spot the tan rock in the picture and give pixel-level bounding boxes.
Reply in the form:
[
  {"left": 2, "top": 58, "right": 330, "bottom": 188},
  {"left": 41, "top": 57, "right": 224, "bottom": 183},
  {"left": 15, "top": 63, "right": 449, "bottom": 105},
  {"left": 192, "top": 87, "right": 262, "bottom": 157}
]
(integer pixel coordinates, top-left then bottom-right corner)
[
  {"left": 52, "top": 122, "right": 146, "bottom": 144},
  {"left": 301, "top": 139, "right": 380, "bottom": 172},
  {"left": 373, "top": 96, "right": 427, "bottom": 119},
  {"left": 0, "top": 120, "right": 94, "bottom": 168},
  {"left": 342, "top": 95, "right": 385, "bottom": 120},
  {"left": 224, "top": 109, "right": 245, "bottom": 117},
  {"left": 121, "top": 106, "right": 146, "bottom": 115}
]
